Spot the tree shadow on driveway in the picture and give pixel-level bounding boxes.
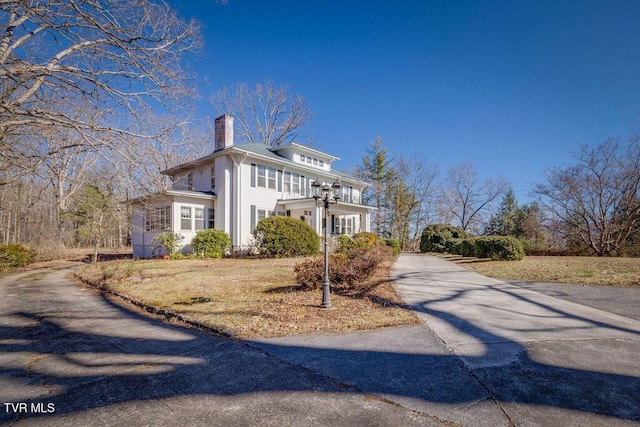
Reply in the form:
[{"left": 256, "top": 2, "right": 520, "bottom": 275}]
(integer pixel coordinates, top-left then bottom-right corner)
[{"left": 1, "top": 264, "right": 639, "bottom": 425}]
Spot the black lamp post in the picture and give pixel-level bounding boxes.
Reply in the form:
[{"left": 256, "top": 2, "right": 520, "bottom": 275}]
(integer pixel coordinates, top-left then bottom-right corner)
[{"left": 311, "top": 178, "right": 341, "bottom": 309}]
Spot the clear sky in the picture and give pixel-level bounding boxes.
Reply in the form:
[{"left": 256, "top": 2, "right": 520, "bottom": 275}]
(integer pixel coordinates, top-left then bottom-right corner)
[{"left": 168, "top": 0, "right": 640, "bottom": 203}]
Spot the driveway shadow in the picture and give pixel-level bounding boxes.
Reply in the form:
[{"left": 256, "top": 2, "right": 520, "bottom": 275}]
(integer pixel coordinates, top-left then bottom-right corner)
[{"left": 1, "top": 263, "right": 639, "bottom": 425}]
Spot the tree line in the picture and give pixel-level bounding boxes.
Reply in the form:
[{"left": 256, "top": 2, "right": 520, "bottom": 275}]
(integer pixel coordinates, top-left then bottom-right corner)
[{"left": 354, "top": 133, "right": 640, "bottom": 257}]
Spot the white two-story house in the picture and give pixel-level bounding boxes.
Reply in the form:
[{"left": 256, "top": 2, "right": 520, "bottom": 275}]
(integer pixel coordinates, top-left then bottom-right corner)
[{"left": 129, "top": 115, "right": 374, "bottom": 258}]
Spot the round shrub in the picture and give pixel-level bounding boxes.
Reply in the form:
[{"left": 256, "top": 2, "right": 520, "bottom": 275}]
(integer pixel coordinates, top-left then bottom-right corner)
[
  {"left": 384, "top": 238, "right": 402, "bottom": 255},
  {"left": 254, "top": 216, "right": 320, "bottom": 257},
  {"left": 419, "top": 224, "right": 469, "bottom": 253},
  {"left": 191, "top": 229, "right": 231, "bottom": 258},
  {"left": 474, "top": 236, "right": 525, "bottom": 261}
]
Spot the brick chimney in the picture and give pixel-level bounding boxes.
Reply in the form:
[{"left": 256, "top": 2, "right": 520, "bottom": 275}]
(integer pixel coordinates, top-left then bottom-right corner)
[{"left": 214, "top": 114, "right": 234, "bottom": 151}]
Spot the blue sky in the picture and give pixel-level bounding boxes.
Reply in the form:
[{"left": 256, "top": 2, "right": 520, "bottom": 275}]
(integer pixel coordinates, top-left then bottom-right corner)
[{"left": 169, "top": 0, "right": 640, "bottom": 203}]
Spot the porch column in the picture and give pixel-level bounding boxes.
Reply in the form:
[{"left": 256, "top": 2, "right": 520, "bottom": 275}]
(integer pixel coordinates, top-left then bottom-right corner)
[
  {"left": 364, "top": 211, "right": 371, "bottom": 232},
  {"left": 312, "top": 205, "right": 322, "bottom": 236}
]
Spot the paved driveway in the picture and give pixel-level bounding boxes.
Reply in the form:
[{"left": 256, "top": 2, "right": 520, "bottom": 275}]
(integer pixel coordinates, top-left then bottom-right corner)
[
  {"left": 2, "top": 255, "right": 639, "bottom": 426},
  {"left": 0, "top": 266, "right": 440, "bottom": 426},
  {"left": 255, "top": 254, "right": 640, "bottom": 426}
]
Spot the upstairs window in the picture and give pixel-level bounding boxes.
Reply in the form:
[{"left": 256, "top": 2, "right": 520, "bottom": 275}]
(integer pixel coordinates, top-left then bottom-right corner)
[
  {"left": 268, "top": 167, "right": 276, "bottom": 189},
  {"left": 257, "top": 165, "right": 266, "bottom": 187}
]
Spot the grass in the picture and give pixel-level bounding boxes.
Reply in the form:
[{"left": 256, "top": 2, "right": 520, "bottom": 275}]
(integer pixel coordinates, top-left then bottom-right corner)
[
  {"left": 76, "top": 257, "right": 420, "bottom": 339},
  {"left": 445, "top": 255, "right": 640, "bottom": 287}
]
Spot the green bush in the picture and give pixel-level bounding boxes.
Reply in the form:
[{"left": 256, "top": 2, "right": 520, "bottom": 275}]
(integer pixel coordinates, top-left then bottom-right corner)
[
  {"left": 457, "top": 238, "right": 478, "bottom": 257},
  {"left": 474, "top": 236, "right": 525, "bottom": 261},
  {"left": 419, "top": 224, "right": 469, "bottom": 253},
  {"left": 384, "top": 238, "right": 402, "bottom": 255},
  {"left": 191, "top": 229, "right": 231, "bottom": 258},
  {"left": 152, "top": 232, "right": 184, "bottom": 256},
  {"left": 0, "top": 244, "right": 37, "bottom": 271},
  {"left": 446, "top": 238, "right": 464, "bottom": 254},
  {"left": 254, "top": 216, "right": 320, "bottom": 257},
  {"left": 294, "top": 245, "right": 393, "bottom": 292}
]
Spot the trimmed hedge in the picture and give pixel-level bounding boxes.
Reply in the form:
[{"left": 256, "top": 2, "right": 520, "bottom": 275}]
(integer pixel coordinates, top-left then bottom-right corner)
[
  {"left": 0, "top": 244, "right": 37, "bottom": 271},
  {"left": 473, "top": 236, "right": 525, "bottom": 261},
  {"left": 191, "top": 229, "right": 231, "bottom": 258},
  {"left": 254, "top": 216, "right": 320, "bottom": 257},
  {"left": 419, "top": 224, "right": 469, "bottom": 253},
  {"left": 457, "top": 238, "right": 478, "bottom": 257}
]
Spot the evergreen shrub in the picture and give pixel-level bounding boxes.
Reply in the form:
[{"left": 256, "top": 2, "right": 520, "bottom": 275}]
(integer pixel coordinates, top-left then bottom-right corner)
[
  {"left": 474, "top": 236, "right": 525, "bottom": 261},
  {"left": 457, "top": 238, "right": 478, "bottom": 257},
  {"left": 254, "top": 216, "right": 320, "bottom": 257},
  {"left": 419, "top": 224, "right": 469, "bottom": 253},
  {"left": 191, "top": 229, "right": 231, "bottom": 258},
  {"left": 384, "top": 238, "right": 402, "bottom": 255},
  {"left": 0, "top": 245, "right": 37, "bottom": 270}
]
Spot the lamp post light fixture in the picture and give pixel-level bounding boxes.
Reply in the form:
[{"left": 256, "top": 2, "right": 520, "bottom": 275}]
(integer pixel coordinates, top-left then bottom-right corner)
[{"left": 311, "top": 178, "right": 341, "bottom": 309}]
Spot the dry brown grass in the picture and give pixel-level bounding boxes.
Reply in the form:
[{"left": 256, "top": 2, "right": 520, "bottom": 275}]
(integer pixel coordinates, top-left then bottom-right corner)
[
  {"left": 76, "top": 257, "right": 419, "bottom": 339},
  {"left": 445, "top": 255, "right": 640, "bottom": 287}
]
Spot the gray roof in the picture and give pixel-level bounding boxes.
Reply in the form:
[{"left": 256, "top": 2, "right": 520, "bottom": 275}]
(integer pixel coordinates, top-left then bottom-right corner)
[{"left": 162, "top": 142, "right": 367, "bottom": 186}]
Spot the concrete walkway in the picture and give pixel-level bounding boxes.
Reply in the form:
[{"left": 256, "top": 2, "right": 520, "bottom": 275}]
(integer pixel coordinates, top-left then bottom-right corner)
[{"left": 254, "top": 253, "right": 640, "bottom": 426}]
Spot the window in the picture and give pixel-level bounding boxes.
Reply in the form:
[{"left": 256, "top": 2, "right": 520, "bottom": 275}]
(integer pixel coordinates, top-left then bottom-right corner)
[
  {"left": 144, "top": 206, "right": 171, "bottom": 231},
  {"left": 283, "top": 172, "right": 291, "bottom": 192},
  {"left": 253, "top": 163, "right": 278, "bottom": 190},
  {"left": 257, "top": 165, "right": 266, "bottom": 187},
  {"left": 319, "top": 160, "right": 324, "bottom": 167},
  {"left": 180, "top": 206, "right": 192, "bottom": 230},
  {"left": 336, "top": 216, "right": 353, "bottom": 235},
  {"left": 307, "top": 157, "right": 312, "bottom": 164},
  {"left": 187, "top": 173, "right": 193, "bottom": 191},
  {"left": 207, "top": 208, "right": 215, "bottom": 228},
  {"left": 211, "top": 166, "right": 215, "bottom": 190},
  {"left": 292, "top": 173, "right": 300, "bottom": 194},
  {"left": 195, "top": 207, "right": 205, "bottom": 230},
  {"left": 300, "top": 154, "right": 305, "bottom": 162},
  {"left": 268, "top": 168, "right": 276, "bottom": 189},
  {"left": 257, "top": 209, "right": 267, "bottom": 223},
  {"left": 342, "top": 186, "right": 352, "bottom": 203}
]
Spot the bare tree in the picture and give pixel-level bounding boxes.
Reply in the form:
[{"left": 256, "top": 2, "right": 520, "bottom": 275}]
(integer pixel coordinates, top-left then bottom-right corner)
[
  {"left": 0, "top": 0, "right": 202, "bottom": 181},
  {"left": 211, "top": 80, "right": 314, "bottom": 146},
  {"left": 534, "top": 134, "right": 640, "bottom": 256},
  {"left": 440, "top": 161, "right": 509, "bottom": 233}
]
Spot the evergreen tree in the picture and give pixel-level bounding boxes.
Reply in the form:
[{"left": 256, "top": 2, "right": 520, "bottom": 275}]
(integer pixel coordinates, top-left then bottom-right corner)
[{"left": 354, "top": 137, "right": 397, "bottom": 236}]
